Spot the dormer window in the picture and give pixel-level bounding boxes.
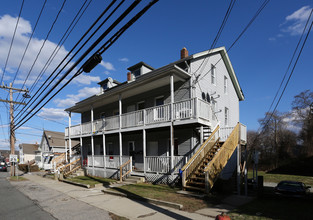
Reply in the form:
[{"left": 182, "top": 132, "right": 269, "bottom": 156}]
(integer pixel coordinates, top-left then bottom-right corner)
[
  {"left": 133, "top": 69, "right": 141, "bottom": 77},
  {"left": 127, "top": 62, "right": 154, "bottom": 81}
]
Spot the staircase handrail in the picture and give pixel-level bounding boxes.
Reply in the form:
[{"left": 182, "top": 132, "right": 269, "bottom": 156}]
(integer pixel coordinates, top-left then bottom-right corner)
[
  {"left": 51, "top": 153, "right": 65, "bottom": 165},
  {"left": 59, "top": 157, "right": 81, "bottom": 172},
  {"left": 204, "top": 123, "right": 240, "bottom": 192},
  {"left": 181, "top": 124, "right": 220, "bottom": 187},
  {"left": 119, "top": 157, "right": 132, "bottom": 182}
]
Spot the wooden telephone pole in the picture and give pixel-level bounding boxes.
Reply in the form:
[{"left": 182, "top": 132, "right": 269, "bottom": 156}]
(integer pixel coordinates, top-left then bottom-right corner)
[{"left": 0, "top": 83, "right": 28, "bottom": 176}]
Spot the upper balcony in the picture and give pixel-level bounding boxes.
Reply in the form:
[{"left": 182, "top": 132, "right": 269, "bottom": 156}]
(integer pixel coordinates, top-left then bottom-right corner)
[{"left": 65, "top": 97, "right": 217, "bottom": 138}]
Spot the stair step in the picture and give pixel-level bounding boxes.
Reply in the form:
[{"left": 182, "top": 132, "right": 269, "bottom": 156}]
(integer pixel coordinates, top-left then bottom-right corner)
[
  {"left": 190, "top": 177, "right": 205, "bottom": 181},
  {"left": 188, "top": 181, "right": 205, "bottom": 187},
  {"left": 184, "top": 185, "right": 206, "bottom": 192}
]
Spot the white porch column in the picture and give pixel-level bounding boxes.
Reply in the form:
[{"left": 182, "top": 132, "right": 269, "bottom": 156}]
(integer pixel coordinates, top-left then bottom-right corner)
[
  {"left": 91, "top": 106, "right": 94, "bottom": 133},
  {"left": 91, "top": 107, "right": 94, "bottom": 174},
  {"left": 119, "top": 94, "right": 122, "bottom": 165},
  {"left": 103, "top": 133, "right": 106, "bottom": 169},
  {"left": 68, "top": 112, "right": 72, "bottom": 163},
  {"left": 143, "top": 129, "right": 146, "bottom": 174},
  {"left": 200, "top": 126, "right": 204, "bottom": 145},
  {"left": 79, "top": 137, "right": 84, "bottom": 165},
  {"left": 91, "top": 136, "right": 94, "bottom": 175},
  {"left": 170, "top": 73, "right": 174, "bottom": 171}
]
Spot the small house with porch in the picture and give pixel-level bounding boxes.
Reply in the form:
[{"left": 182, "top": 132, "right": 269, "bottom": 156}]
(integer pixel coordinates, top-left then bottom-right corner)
[{"left": 65, "top": 47, "right": 246, "bottom": 190}]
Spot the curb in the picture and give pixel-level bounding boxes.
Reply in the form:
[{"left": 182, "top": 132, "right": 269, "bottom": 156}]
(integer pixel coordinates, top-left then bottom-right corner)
[
  {"left": 101, "top": 189, "right": 183, "bottom": 210},
  {"left": 59, "top": 179, "right": 91, "bottom": 188}
]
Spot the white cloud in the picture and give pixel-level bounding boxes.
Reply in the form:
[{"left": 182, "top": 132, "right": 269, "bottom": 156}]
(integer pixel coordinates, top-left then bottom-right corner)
[
  {"left": 72, "top": 73, "right": 100, "bottom": 85},
  {"left": 100, "top": 61, "right": 115, "bottom": 71},
  {"left": 54, "top": 86, "right": 99, "bottom": 108},
  {"left": 38, "top": 107, "right": 68, "bottom": 120},
  {"left": 282, "top": 6, "right": 312, "bottom": 36},
  {"left": 119, "top": 58, "right": 129, "bottom": 62},
  {"left": 0, "top": 15, "right": 73, "bottom": 86}
]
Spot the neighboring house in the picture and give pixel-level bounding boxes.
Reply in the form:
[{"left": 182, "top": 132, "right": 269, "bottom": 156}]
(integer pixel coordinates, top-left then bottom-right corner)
[
  {"left": 19, "top": 144, "right": 39, "bottom": 164},
  {"left": 65, "top": 47, "right": 246, "bottom": 187},
  {"left": 37, "top": 130, "right": 78, "bottom": 170}
]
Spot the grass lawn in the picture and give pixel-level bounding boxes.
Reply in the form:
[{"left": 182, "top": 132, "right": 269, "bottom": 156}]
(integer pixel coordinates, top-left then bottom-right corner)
[
  {"left": 66, "top": 176, "right": 116, "bottom": 186},
  {"left": 9, "top": 176, "right": 28, "bottom": 181},
  {"left": 229, "top": 196, "right": 313, "bottom": 220},
  {"left": 111, "top": 183, "right": 221, "bottom": 212},
  {"left": 248, "top": 170, "right": 313, "bottom": 186}
]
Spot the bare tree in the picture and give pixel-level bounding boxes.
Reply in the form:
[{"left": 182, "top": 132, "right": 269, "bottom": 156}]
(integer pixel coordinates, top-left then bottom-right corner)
[{"left": 292, "top": 90, "right": 313, "bottom": 156}]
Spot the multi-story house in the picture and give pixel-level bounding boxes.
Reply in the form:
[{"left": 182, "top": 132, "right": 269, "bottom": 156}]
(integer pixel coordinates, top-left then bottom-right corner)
[
  {"left": 37, "top": 130, "right": 79, "bottom": 170},
  {"left": 19, "top": 143, "right": 39, "bottom": 164},
  {"left": 65, "top": 47, "right": 246, "bottom": 191}
]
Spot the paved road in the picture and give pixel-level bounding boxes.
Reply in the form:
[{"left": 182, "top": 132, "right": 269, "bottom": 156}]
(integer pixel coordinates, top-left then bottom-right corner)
[{"left": 0, "top": 168, "right": 56, "bottom": 220}]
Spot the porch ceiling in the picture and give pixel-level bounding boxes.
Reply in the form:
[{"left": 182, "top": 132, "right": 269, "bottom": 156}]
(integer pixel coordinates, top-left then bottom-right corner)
[{"left": 67, "top": 65, "right": 190, "bottom": 113}]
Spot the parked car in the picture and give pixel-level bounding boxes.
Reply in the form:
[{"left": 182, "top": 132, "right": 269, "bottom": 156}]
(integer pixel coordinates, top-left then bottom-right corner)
[
  {"left": 274, "top": 181, "right": 311, "bottom": 197},
  {"left": 0, "top": 161, "right": 7, "bottom": 172}
]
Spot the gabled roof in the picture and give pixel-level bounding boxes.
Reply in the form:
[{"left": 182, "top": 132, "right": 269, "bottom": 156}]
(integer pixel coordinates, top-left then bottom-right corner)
[
  {"left": 169, "top": 46, "right": 244, "bottom": 101},
  {"left": 19, "top": 144, "right": 39, "bottom": 154},
  {"left": 65, "top": 46, "right": 244, "bottom": 112},
  {"left": 43, "top": 130, "right": 65, "bottom": 147},
  {"left": 127, "top": 61, "right": 154, "bottom": 71}
]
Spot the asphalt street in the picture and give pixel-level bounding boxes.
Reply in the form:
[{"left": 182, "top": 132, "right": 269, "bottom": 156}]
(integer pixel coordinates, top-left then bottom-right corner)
[{"left": 0, "top": 168, "right": 56, "bottom": 220}]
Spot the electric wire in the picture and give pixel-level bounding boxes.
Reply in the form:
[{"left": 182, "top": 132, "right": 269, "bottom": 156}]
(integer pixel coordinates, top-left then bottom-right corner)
[
  {"left": 11, "top": 0, "right": 47, "bottom": 87},
  {"left": 0, "top": 0, "right": 25, "bottom": 85},
  {"left": 14, "top": 0, "right": 143, "bottom": 128},
  {"left": 14, "top": 0, "right": 120, "bottom": 120},
  {"left": 15, "top": 0, "right": 67, "bottom": 102},
  {"left": 196, "top": 0, "right": 270, "bottom": 84},
  {"left": 259, "top": 20, "right": 313, "bottom": 135},
  {"left": 17, "top": 0, "right": 91, "bottom": 103},
  {"left": 14, "top": 0, "right": 159, "bottom": 130},
  {"left": 262, "top": 9, "right": 313, "bottom": 124}
]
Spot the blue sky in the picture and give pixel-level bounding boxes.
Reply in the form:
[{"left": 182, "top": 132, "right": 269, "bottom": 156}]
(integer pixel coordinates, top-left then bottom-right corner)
[{"left": 0, "top": 0, "right": 312, "bottom": 150}]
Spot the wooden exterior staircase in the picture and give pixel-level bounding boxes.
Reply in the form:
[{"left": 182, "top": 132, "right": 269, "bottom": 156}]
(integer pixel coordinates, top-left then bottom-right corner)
[{"left": 181, "top": 123, "right": 242, "bottom": 193}]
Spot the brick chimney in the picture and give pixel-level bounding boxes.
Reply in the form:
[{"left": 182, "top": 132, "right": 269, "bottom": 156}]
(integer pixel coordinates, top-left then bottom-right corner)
[
  {"left": 127, "top": 72, "right": 132, "bottom": 82},
  {"left": 180, "top": 47, "right": 188, "bottom": 59}
]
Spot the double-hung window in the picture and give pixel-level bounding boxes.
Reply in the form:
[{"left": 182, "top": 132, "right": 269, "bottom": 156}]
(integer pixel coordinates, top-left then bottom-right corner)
[
  {"left": 211, "top": 64, "right": 216, "bottom": 85},
  {"left": 224, "top": 76, "right": 228, "bottom": 94},
  {"left": 225, "top": 107, "right": 229, "bottom": 126}
]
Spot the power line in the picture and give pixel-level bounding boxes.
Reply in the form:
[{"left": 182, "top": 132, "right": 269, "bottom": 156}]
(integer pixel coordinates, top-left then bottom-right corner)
[
  {"left": 192, "top": 0, "right": 236, "bottom": 78},
  {"left": 11, "top": 0, "right": 48, "bottom": 87},
  {"left": 263, "top": 9, "right": 313, "bottom": 123},
  {"left": 14, "top": 0, "right": 159, "bottom": 130},
  {"left": 196, "top": 0, "right": 270, "bottom": 84},
  {"left": 14, "top": 0, "right": 67, "bottom": 102},
  {"left": 14, "top": 0, "right": 142, "bottom": 128},
  {"left": 260, "top": 20, "right": 313, "bottom": 134},
  {"left": 14, "top": 0, "right": 121, "bottom": 119},
  {"left": 0, "top": 0, "right": 25, "bottom": 85},
  {"left": 17, "top": 0, "right": 92, "bottom": 103}
]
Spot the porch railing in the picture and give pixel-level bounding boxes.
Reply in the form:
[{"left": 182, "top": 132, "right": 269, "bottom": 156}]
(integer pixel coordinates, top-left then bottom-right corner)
[
  {"left": 65, "top": 98, "right": 213, "bottom": 137},
  {"left": 146, "top": 103, "right": 171, "bottom": 124},
  {"left": 121, "top": 110, "right": 144, "bottom": 128},
  {"left": 145, "top": 156, "right": 185, "bottom": 173},
  {"left": 87, "top": 155, "right": 130, "bottom": 169},
  {"left": 174, "top": 99, "right": 196, "bottom": 120}
]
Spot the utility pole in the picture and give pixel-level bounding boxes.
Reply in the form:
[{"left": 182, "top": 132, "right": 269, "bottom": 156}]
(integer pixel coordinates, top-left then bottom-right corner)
[{"left": 0, "top": 83, "right": 28, "bottom": 176}]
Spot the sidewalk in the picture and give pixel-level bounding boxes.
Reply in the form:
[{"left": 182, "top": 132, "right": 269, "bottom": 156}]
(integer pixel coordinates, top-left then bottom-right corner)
[{"left": 12, "top": 173, "right": 217, "bottom": 219}]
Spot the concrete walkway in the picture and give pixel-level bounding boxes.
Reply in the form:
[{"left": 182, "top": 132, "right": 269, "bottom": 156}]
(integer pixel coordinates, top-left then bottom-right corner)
[{"left": 13, "top": 174, "right": 217, "bottom": 220}]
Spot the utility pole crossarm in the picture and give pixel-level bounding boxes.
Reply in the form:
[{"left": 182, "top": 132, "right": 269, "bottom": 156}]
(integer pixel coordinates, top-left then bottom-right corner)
[
  {"left": 0, "top": 85, "right": 28, "bottom": 93},
  {"left": 0, "top": 99, "right": 26, "bottom": 105}
]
